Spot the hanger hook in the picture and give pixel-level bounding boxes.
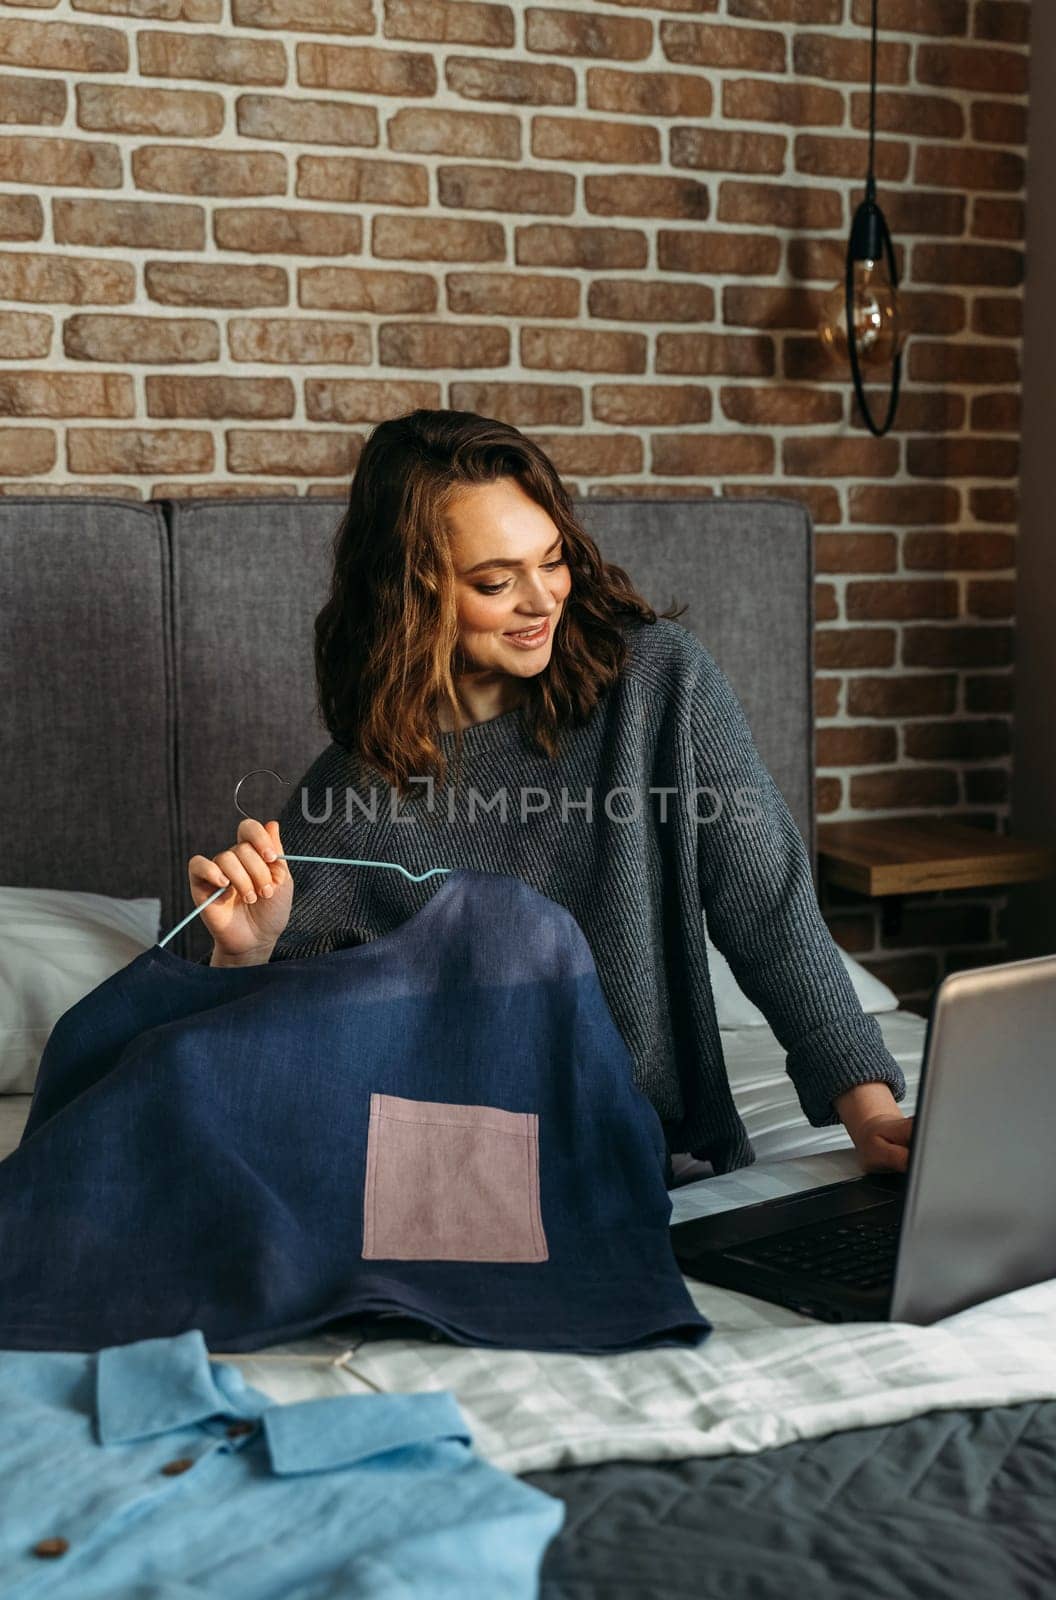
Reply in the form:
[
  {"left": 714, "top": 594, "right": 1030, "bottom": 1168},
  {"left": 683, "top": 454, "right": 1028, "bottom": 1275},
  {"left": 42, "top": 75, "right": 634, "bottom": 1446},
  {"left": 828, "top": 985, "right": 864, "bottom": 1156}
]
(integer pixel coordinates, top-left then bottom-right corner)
[{"left": 233, "top": 768, "right": 289, "bottom": 821}]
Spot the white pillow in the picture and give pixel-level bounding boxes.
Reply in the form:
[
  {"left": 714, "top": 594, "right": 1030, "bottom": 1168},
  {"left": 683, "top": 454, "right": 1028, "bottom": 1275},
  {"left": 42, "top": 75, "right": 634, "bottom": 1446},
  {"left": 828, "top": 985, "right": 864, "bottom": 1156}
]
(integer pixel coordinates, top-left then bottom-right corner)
[
  {"left": 704, "top": 921, "right": 899, "bottom": 1030},
  {"left": 0, "top": 887, "right": 160, "bottom": 1094}
]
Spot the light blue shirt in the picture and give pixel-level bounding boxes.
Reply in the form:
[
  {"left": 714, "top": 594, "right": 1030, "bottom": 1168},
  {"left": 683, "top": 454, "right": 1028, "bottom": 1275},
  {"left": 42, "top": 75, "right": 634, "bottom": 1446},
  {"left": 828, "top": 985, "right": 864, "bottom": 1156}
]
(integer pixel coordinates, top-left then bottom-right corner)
[{"left": 0, "top": 1329, "right": 564, "bottom": 1598}]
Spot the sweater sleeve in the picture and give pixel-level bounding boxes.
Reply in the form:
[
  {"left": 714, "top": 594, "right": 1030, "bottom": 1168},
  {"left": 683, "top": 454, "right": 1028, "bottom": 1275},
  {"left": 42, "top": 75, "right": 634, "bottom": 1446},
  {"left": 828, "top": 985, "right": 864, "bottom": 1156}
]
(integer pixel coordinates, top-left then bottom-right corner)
[{"left": 688, "top": 650, "right": 906, "bottom": 1129}]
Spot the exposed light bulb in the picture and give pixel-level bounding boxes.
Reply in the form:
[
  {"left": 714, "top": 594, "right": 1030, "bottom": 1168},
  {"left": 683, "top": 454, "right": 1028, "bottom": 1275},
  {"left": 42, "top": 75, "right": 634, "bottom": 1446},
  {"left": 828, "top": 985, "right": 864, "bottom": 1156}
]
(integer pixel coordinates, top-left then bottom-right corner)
[{"left": 818, "top": 258, "right": 904, "bottom": 369}]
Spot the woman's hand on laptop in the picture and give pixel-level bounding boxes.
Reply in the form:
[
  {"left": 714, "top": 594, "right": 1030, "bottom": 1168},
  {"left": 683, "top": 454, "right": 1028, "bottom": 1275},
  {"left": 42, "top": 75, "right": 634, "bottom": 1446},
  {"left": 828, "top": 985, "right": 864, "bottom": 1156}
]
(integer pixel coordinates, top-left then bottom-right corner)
[{"left": 832, "top": 1082, "right": 914, "bottom": 1174}]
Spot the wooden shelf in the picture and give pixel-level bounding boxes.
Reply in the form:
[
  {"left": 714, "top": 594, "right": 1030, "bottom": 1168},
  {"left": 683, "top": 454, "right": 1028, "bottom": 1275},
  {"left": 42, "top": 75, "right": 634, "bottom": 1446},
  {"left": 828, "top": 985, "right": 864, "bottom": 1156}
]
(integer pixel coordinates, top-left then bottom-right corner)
[{"left": 817, "top": 816, "right": 1056, "bottom": 898}]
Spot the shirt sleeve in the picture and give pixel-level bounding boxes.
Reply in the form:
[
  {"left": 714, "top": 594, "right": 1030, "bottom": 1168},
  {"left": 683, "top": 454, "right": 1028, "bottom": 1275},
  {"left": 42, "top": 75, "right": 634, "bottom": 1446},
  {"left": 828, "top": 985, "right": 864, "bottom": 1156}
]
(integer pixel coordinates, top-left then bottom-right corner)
[{"left": 689, "top": 650, "right": 906, "bottom": 1129}]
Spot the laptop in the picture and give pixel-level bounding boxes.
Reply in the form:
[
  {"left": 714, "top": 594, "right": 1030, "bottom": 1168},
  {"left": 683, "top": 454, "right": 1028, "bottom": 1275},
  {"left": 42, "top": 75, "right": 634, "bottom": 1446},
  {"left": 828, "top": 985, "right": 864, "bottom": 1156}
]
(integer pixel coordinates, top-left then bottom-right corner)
[{"left": 670, "top": 951, "right": 1056, "bottom": 1324}]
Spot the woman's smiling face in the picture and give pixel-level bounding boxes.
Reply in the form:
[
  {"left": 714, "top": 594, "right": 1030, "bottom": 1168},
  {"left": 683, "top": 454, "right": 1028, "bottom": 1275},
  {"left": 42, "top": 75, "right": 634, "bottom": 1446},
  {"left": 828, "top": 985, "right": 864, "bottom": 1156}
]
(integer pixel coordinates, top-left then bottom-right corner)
[{"left": 444, "top": 477, "right": 572, "bottom": 680}]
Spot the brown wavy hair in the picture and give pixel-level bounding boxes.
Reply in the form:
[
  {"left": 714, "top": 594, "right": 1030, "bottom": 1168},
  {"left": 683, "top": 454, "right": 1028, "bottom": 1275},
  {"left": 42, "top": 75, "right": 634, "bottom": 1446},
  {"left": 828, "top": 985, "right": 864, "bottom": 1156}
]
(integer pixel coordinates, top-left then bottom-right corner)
[{"left": 314, "top": 408, "right": 687, "bottom": 799}]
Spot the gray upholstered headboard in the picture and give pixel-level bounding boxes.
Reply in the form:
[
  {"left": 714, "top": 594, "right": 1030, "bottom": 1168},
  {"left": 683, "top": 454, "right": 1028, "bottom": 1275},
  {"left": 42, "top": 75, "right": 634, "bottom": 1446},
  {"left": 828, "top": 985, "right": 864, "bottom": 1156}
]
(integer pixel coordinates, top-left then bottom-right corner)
[{"left": 1, "top": 494, "right": 815, "bottom": 960}]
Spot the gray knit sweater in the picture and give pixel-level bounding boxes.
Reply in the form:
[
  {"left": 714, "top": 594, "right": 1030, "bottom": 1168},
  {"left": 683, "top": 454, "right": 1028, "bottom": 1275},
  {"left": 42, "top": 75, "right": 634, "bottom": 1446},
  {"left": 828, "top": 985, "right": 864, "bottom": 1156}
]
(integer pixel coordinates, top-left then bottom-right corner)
[{"left": 218, "top": 617, "right": 905, "bottom": 1172}]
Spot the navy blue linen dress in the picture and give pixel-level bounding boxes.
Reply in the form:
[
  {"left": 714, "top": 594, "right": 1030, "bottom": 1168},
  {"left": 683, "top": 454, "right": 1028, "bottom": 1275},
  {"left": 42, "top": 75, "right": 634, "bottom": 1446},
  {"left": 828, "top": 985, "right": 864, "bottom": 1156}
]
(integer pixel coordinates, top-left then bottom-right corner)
[{"left": 0, "top": 869, "right": 711, "bottom": 1355}]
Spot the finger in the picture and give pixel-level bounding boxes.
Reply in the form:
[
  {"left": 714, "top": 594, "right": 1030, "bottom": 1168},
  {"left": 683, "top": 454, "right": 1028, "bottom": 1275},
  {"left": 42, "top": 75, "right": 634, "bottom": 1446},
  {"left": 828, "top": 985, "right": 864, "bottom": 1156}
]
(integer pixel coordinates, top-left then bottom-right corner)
[
  {"left": 188, "top": 855, "right": 231, "bottom": 903},
  {"left": 214, "top": 848, "right": 260, "bottom": 904},
  {"left": 237, "top": 815, "right": 281, "bottom": 867},
  {"left": 232, "top": 841, "right": 275, "bottom": 898}
]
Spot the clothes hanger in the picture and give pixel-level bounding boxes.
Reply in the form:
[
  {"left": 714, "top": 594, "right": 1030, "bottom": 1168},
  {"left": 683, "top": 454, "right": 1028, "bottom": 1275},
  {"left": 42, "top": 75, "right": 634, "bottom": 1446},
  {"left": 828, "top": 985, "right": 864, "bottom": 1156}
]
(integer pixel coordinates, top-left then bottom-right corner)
[{"left": 157, "top": 768, "right": 451, "bottom": 949}]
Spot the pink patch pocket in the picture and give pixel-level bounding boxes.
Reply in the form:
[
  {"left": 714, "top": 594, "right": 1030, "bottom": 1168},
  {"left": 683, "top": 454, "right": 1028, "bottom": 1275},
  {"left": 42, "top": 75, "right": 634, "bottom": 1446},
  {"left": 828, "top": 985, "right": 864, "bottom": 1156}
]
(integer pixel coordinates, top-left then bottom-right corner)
[{"left": 361, "top": 1092, "right": 549, "bottom": 1263}]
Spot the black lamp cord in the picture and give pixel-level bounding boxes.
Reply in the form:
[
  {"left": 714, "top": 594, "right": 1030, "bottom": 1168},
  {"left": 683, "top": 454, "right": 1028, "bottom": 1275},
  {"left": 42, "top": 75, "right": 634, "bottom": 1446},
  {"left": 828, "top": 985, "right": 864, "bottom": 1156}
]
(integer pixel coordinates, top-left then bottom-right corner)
[{"left": 845, "top": 0, "right": 901, "bottom": 435}]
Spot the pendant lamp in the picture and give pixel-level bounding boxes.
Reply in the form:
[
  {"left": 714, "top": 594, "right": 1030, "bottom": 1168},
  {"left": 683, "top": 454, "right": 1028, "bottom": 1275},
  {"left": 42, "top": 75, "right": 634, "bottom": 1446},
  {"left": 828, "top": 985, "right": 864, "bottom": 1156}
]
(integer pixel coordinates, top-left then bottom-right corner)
[{"left": 817, "top": 0, "right": 903, "bottom": 436}]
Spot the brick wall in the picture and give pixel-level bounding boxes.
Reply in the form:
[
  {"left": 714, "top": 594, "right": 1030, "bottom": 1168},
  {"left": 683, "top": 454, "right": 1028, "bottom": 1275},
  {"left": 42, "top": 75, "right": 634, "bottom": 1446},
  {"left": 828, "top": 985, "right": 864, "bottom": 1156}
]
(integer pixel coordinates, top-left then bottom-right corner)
[{"left": 0, "top": 0, "right": 1031, "bottom": 1009}]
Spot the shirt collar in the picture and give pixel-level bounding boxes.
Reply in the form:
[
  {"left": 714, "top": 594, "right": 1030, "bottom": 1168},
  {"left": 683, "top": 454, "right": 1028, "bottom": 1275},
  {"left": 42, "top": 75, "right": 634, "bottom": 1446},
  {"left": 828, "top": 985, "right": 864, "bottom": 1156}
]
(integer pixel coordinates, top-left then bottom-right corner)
[{"left": 96, "top": 1328, "right": 471, "bottom": 1474}]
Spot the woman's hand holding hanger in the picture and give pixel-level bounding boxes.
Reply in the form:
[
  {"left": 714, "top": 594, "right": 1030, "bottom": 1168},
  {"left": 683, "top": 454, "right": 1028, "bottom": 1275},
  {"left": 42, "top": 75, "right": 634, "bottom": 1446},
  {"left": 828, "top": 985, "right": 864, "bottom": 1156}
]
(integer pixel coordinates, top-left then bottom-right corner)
[{"left": 187, "top": 818, "right": 293, "bottom": 967}]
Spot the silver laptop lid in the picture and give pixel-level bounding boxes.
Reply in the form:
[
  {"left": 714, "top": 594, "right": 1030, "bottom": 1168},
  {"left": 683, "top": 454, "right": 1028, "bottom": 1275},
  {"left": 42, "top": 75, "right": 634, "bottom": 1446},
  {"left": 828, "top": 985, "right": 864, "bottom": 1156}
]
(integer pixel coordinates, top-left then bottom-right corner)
[{"left": 891, "top": 951, "right": 1056, "bottom": 1324}]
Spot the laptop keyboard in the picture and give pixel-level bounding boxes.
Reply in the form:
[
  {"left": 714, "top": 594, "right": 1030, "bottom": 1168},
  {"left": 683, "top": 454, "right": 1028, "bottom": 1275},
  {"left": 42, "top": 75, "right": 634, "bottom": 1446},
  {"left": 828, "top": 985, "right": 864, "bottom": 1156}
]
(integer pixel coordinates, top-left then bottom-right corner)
[{"left": 736, "top": 1213, "right": 901, "bottom": 1290}]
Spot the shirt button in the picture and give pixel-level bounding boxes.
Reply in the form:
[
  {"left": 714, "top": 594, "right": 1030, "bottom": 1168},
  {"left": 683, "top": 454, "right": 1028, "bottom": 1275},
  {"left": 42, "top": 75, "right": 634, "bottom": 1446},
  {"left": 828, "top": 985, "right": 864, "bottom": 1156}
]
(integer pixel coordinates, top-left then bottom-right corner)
[
  {"left": 160, "top": 1458, "right": 194, "bottom": 1476},
  {"left": 225, "top": 1421, "right": 255, "bottom": 1439},
  {"left": 33, "top": 1538, "right": 69, "bottom": 1559}
]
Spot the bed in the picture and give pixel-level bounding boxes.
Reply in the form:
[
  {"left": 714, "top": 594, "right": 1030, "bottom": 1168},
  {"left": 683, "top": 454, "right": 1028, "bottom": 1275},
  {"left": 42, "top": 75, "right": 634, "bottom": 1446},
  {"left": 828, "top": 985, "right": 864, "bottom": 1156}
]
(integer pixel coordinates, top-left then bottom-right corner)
[{"left": 3, "top": 493, "right": 1054, "bottom": 1596}]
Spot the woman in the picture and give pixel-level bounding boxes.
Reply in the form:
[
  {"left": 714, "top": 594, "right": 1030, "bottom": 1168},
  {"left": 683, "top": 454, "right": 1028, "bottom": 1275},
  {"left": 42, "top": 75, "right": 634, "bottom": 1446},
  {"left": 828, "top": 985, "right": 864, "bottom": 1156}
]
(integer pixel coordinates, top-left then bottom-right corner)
[{"left": 188, "top": 409, "right": 912, "bottom": 1182}]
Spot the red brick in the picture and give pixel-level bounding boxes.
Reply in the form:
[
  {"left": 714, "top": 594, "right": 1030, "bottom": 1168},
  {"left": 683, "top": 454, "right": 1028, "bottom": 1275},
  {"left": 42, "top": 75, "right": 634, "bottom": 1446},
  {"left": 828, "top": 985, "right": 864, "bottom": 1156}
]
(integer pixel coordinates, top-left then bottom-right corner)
[
  {"left": 297, "top": 42, "right": 436, "bottom": 95},
  {"left": 0, "top": 17, "right": 128, "bottom": 72},
  {"left": 586, "top": 67, "right": 712, "bottom": 116},
  {"left": 0, "top": 194, "right": 43, "bottom": 241},
  {"left": 584, "top": 172, "right": 709, "bottom": 219},
  {"left": 524, "top": 8, "right": 652, "bottom": 59},
  {"left": 656, "top": 331, "right": 774, "bottom": 376},
  {"left": 845, "top": 580, "right": 958, "bottom": 621},
  {"left": 965, "top": 579, "right": 1015, "bottom": 619},
  {"left": 917, "top": 42, "right": 1028, "bottom": 94},
  {"left": 850, "top": 0, "right": 966, "bottom": 32},
  {"left": 0, "top": 135, "right": 121, "bottom": 188},
  {"left": 816, "top": 532, "right": 896, "bottom": 573},
  {"left": 671, "top": 126, "right": 785, "bottom": 174},
  {"left": 145, "top": 375, "right": 294, "bottom": 418},
  {"left": 235, "top": 0, "right": 373, "bottom": 30},
  {"left": 661, "top": 18, "right": 786, "bottom": 71},
  {"left": 372, "top": 212, "right": 505, "bottom": 259},
  {"left": 145, "top": 260, "right": 288, "bottom": 307},
  {"left": 795, "top": 132, "right": 910, "bottom": 183},
  {"left": 651, "top": 433, "right": 775, "bottom": 475},
  {"left": 68, "top": 427, "right": 214, "bottom": 474},
  {"left": 792, "top": 33, "right": 910, "bottom": 84},
  {"left": 817, "top": 725, "right": 898, "bottom": 766},
  {"left": 850, "top": 770, "right": 959, "bottom": 808},
  {"left": 783, "top": 436, "right": 899, "bottom": 478},
  {"left": 971, "top": 295, "right": 1022, "bottom": 337},
  {"left": 723, "top": 76, "right": 843, "bottom": 126},
  {"left": 0, "top": 427, "right": 56, "bottom": 475},
  {"left": 439, "top": 164, "right": 574, "bottom": 213},
  {"left": 915, "top": 144, "right": 1025, "bottom": 195},
  {"left": 970, "top": 487, "right": 1018, "bottom": 523},
  {"left": 902, "top": 530, "right": 1015, "bottom": 570},
  {"left": 0, "top": 74, "right": 66, "bottom": 127},
  {"left": 515, "top": 223, "right": 647, "bottom": 269},
  {"left": 658, "top": 228, "right": 779, "bottom": 275},
  {"left": 588, "top": 279, "right": 714, "bottom": 321},
  {"left": 815, "top": 630, "right": 897, "bottom": 669},
  {"left": 227, "top": 430, "right": 356, "bottom": 476},
  {"left": 849, "top": 484, "right": 960, "bottom": 524},
  {"left": 55, "top": 197, "right": 205, "bottom": 252},
  {"left": 0, "top": 251, "right": 133, "bottom": 304},
  {"left": 909, "top": 340, "right": 1019, "bottom": 384},
  {"left": 850, "top": 89, "right": 963, "bottom": 139},
  {"left": 592, "top": 384, "right": 711, "bottom": 425},
  {"left": 228, "top": 319, "right": 372, "bottom": 363},
  {"left": 970, "top": 392, "right": 1020, "bottom": 432},
  {"left": 723, "top": 284, "right": 825, "bottom": 330},
  {"left": 971, "top": 100, "right": 1028, "bottom": 146},
  {"left": 718, "top": 180, "right": 840, "bottom": 229},
  {"left": 973, "top": 0, "right": 1030, "bottom": 43},
  {"left": 380, "top": 321, "right": 509, "bottom": 366},
  {"left": 904, "top": 718, "right": 1010, "bottom": 759},
  {"left": 0, "top": 310, "right": 51, "bottom": 359},
  {"left": 449, "top": 381, "right": 582, "bottom": 425},
  {"left": 525, "top": 430, "right": 642, "bottom": 475},
  {"left": 64, "top": 314, "right": 219, "bottom": 362},
  {"left": 448, "top": 271, "right": 579, "bottom": 317},
  {"left": 389, "top": 105, "right": 519, "bottom": 157},
  {"left": 138, "top": 30, "right": 286, "bottom": 85},
  {"left": 720, "top": 384, "right": 841, "bottom": 425},
  {"left": 847, "top": 674, "right": 956, "bottom": 717},
  {"left": 902, "top": 626, "right": 1012, "bottom": 668},
  {"left": 306, "top": 377, "right": 443, "bottom": 421},
  {"left": 532, "top": 115, "right": 659, "bottom": 165},
  {"left": 381, "top": 0, "right": 515, "bottom": 46},
  {"left": 214, "top": 207, "right": 362, "bottom": 256},
  {"left": 965, "top": 674, "right": 1014, "bottom": 712},
  {"left": 300, "top": 266, "right": 432, "bottom": 313},
  {"left": 0, "top": 371, "right": 133, "bottom": 417},
  {"left": 972, "top": 197, "right": 1024, "bottom": 241},
  {"left": 907, "top": 437, "right": 1019, "bottom": 479},
  {"left": 521, "top": 326, "right": 646, "bottom": 372},
  {"left": 445, "top": 53, "right": 576, "bottom": 104}
]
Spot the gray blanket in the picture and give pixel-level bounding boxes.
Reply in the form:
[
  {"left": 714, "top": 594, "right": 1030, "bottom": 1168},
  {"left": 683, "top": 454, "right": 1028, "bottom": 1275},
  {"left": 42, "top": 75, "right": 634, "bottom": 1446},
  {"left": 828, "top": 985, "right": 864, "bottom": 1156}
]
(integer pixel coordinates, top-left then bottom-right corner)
[{"left": 522, "top": 1399, "right": 1056, "bottom": 1598}]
